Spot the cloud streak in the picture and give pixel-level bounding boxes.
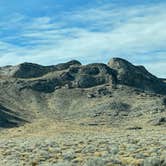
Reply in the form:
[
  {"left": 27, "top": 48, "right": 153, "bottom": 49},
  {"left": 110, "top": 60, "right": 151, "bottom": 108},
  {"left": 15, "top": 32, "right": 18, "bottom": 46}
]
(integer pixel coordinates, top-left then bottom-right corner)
[{"left": 0, "top": 2, "right": 166, "bottom": 77}]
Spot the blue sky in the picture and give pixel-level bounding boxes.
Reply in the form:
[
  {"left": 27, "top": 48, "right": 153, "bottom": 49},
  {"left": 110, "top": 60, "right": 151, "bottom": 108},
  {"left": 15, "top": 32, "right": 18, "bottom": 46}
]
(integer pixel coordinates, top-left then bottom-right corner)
[{"left": 0, "top": 0, "right": 166, "bottom": 77}]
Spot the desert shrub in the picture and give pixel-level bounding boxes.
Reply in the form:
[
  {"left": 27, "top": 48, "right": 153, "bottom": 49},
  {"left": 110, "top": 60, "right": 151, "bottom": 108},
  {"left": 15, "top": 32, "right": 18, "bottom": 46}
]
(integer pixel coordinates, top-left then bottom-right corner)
[
  {"left": 109, "top": 101, "right": 130, "bottom": 112},
  {"left": 163, "top": 98, "right": 166, "bottom": 106},
  {"left": 83, "top": 157, "right": 106, "bottom": 166}
]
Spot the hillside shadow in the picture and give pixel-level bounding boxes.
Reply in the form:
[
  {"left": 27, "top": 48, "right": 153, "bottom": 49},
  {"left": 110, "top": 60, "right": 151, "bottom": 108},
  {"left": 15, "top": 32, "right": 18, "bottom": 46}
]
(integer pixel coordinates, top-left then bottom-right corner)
[{"left": 0, "top": 105, "right": 27, "bottom": 128}]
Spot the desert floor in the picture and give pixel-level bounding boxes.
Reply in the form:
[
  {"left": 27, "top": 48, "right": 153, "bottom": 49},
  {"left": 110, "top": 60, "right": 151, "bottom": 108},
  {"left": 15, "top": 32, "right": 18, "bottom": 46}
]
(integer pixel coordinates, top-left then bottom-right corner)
[{"left": 0, "top": 116, "right": 165, "bottom": 166}]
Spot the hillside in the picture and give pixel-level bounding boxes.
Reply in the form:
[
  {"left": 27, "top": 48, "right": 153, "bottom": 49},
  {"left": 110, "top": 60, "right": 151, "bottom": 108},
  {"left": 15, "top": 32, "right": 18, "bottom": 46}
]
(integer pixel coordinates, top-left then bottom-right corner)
[
  {"left": 0, "top": 57, "right": 166, "bottom": 166},
  {"left": 0, "top": 57, "right": 166, "bottom": 127}
]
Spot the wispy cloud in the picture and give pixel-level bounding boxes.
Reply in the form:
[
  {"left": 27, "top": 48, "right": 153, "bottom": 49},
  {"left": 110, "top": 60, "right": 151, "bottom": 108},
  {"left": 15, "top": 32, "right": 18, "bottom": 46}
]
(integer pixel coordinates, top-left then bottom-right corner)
[{"left": 0, "top": 2, "right": 166, "bottom": 77}]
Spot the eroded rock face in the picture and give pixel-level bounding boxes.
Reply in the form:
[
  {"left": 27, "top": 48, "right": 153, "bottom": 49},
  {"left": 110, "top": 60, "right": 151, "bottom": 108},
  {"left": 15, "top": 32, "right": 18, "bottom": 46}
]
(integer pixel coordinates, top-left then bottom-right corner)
[
  {"left": 14, "top": 63, "right": 50, "bottom": 78},
  {"left": 108, "top": 58, "right": 157, "bottom": 84},
  {"left": 76, "top": 64, "right": 117, "bottom": 88},
  {"left": 30, "top": 79, "right": 60, "bottom": 93},
  {"left": 108, "top": 58, "right": 166, "bottom": 93},
  {"left": 0, "top": 60, "right": 82, "bottom": 79},
  {"left": 28, "top": 63, "right": 116, "bottom": 92}
]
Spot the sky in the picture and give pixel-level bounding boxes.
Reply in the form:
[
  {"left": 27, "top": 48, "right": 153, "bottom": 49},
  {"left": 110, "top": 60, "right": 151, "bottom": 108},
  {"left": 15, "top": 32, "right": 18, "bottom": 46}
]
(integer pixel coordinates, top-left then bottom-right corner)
[{"left": 0, "top": 0, "right": 166, "bottom": 77}]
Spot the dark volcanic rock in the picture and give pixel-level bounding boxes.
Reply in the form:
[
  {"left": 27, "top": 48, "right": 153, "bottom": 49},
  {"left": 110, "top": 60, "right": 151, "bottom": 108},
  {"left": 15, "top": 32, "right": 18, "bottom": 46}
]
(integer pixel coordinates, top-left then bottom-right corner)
[
  {"left": 108, "top": 58, "right": 166, "bottom": 94},
  {"left": 77, "top": 75, "right": 106, "bottom": 88},
  {"left": 163, "top": 98, "right": 166, "bottom": 106},
  {"left": 14, "top": 60, "right": 81, "bottom": 78},
  {"left": 0, "top": 60, "right": 82, "bottom": 79},
  {"left": 24, "top": 63, "right": 117, "bottom": 91},
  {"left": 76, "top": 63, "right": 117, "bottom": 88},
  {"left": 30, "top": 79, "right": 59, "bottom": 93},
  {"left": 1, "top": 58, "right": 166, "bottom": 94},
  {"left": 14, "top": 63, "right": 49, "bottom": 78},
  {"left": 80, "top": 63, "right": 116, "bottom": 75}
]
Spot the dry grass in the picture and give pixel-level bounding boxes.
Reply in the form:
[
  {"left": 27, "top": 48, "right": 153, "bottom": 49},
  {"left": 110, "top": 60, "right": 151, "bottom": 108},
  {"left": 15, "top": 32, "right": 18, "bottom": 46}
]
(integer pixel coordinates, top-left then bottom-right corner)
[{"left": 1, "top": 111, "right": 165, "bottom": 140}]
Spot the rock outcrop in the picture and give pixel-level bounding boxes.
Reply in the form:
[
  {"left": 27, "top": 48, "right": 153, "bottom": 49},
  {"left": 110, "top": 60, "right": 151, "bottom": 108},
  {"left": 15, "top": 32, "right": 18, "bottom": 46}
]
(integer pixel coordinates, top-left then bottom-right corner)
[
  {"left": 1, "top": 62, "right": 117, "bottom": 93},
  {"left": 1, "top": 58, "right": 166, "bottom": 94},
  {"left": 108, "top": 58, "right": 166, "bottom": 94},
  {"left": 75, "top": 63, "right": 117, "bottom": 88},
  {"left": 0, "top": 60, "right": 81, "bottom": 78}
]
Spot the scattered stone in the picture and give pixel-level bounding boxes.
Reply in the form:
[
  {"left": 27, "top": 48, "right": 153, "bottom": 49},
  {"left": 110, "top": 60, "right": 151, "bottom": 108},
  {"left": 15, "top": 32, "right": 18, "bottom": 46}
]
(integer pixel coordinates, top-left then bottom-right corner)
[
  {"left": 162, "top": 98, "right": 166, "bottom": 106},
  {"left": 152, "top": 117, "right": 166, "bottom": 126},
  {"left": 83, "top": 157, "right": 106, "bottom": 166},
  {"left": 62, "top": 150, "right": 76, "bottom": 161},
  {"left": 87, "top": 94, "right": 95, "bottom": 98},
  {"left": 127, "top": 126, "right": 143, "bottom": 130},
  {"left": 143, "top": 157, "right": 161, "bottom": 166}
]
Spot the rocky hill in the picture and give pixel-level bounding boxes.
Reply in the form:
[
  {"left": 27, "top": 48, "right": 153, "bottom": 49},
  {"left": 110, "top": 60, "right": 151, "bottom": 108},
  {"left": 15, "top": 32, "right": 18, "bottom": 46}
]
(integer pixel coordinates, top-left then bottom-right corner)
[
  {"left": 1, "top": 58, "right": 165, "bottom": 93},
  {"left": 0, "top": 57, "right": 166, "bottom": 166},
  {"left": 0, "top": 57, "right": 166, "bottom": 128}
]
